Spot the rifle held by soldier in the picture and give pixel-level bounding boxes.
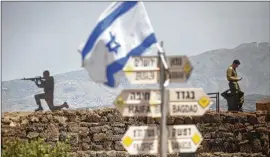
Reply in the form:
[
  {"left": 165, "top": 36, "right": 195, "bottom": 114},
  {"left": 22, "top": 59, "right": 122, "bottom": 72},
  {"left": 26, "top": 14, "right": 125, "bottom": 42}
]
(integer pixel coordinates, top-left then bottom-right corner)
[{"left": 21, "top": 76, "right": 44, "bottom": 82}]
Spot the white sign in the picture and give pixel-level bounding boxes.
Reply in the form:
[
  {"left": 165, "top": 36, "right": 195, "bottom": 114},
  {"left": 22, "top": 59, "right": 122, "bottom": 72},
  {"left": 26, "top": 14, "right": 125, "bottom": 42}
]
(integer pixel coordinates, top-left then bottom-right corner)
[
  {"left": 121, "top": 126, "right": 159, "bottom": 155},
  {"left": 123, "top": 56, "right": 160, "bottom": 84},
  {"left": 124, "top": 71, "right": 160, "bottom": 84},
  {"left": 123, "top": 56, "right": 159, "bottom": 71},
  {"left": 114, "top": 89, "right": 161, "bottom": 117},
  {"left": 166, "top": 56, "right": 193, "bottom": 82},
  {"left": 168, "top": 125, "right": 203, "bottom": 153},
  {"left": 168, "top": 88, "right": 213, "bottom": 116}
]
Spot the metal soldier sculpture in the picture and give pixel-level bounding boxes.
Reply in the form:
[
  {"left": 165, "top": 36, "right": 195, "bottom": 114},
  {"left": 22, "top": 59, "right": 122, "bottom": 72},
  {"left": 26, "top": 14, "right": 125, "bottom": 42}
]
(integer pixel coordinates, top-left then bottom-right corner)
[
  {"left": 225, "top": 59, "right": 244, "bottom": 111},
  {"left": 34, "top": 70, "right": 69, "bottom": 111}
]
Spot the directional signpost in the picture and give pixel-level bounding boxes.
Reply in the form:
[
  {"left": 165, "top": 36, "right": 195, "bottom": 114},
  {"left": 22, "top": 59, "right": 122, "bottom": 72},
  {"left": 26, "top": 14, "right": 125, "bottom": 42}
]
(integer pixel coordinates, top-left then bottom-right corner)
[
  {"left": 121, "top": 126, "right": 159, "bottom": 155},
  {"left": 168, "top": 125, "right": 203, "bottom": 153},
  {"left": 114, "top": 89, "right": 161, "bottom": 117},
  {"left": 168, "top": 88, "right": 213, "bottom": 116},
  {"left": 117, "top": 41, "right": 212, "bottom": 156}
]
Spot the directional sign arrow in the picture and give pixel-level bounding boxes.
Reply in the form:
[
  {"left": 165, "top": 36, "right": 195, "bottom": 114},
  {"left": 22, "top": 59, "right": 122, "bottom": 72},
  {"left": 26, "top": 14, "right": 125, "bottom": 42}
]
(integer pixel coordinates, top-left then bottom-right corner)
[
  {"left": 114, "top": 89, "right": 161, "bottom": 117},
  {"left": 121, "top": 126, "right": 159, "bottom": 155},
  {"left": 168, "top": 125, "right": 203, "bottom": 153},
  {"left": 166, "top": 55, "right": 193, "bottom": 83},
  {"left": 168, "top": 88, "right": 213, "bottom": 116},
  {"left": 123, "top": 56, "right": 160, "bottom": 84}
]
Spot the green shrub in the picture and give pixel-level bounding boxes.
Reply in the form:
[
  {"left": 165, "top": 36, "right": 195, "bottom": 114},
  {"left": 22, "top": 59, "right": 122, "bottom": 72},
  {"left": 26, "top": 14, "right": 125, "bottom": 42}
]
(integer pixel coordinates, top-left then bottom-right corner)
[{"left": 2, "top": 138, "right": 72, "bottom": 157}]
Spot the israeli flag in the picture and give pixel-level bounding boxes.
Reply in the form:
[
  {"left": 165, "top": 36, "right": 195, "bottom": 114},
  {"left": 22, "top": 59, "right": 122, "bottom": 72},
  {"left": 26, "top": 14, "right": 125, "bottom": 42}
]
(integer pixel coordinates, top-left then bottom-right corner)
[{"left": 78, "top": 1, "right": 158, "bottom": 88}]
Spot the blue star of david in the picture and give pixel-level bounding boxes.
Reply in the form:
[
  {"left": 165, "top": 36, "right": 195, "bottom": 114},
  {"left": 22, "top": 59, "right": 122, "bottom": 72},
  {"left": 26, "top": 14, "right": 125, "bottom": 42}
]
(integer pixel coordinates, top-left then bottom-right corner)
[{"left": 106, "top": 32, "right": 121, "bottom": 54}]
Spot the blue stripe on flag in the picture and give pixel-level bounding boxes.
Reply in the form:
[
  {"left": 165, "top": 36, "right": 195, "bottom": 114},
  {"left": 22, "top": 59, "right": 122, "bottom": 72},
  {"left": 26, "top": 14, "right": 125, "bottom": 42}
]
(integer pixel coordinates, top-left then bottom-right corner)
[
  {"left": 82, "top": 1, "right": 138, "bottom": 60},
  {"left": 104, "top": 33, "right": 157, "bottom": 87}
]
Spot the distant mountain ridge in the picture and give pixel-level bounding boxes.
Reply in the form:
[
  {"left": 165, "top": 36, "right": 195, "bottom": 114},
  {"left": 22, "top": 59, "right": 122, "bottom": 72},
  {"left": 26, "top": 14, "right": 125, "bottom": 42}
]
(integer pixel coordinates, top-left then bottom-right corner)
[{"left": 2, "top": 42, "right": 270, "bottom": 112}]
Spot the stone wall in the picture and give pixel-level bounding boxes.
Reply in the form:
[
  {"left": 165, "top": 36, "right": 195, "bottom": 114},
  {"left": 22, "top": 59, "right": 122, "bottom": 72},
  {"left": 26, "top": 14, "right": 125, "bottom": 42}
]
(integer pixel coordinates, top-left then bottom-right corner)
[
  {"left": 1, "top": 108, "right": 270, "bottom": 157},
  {"left": 256, "top": 97, "right": 270, "bottom": 111}
]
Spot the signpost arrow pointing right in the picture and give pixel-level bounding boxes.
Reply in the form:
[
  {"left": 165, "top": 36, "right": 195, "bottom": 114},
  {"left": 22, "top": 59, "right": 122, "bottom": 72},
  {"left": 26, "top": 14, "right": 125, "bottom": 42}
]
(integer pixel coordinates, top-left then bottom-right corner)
[
  {"left": 168, "top": 88, "right": 213, "bottom": 116},
  {"left": 168, "top": 125, "right": 203, "bottom": 153}
]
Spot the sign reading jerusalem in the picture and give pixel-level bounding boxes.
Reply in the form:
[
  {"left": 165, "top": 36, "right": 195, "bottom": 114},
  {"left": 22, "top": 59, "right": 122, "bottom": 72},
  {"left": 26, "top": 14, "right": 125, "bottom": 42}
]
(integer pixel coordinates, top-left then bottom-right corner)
[{"left": 123, "top": 56, "right": 160, "bottom": 84}]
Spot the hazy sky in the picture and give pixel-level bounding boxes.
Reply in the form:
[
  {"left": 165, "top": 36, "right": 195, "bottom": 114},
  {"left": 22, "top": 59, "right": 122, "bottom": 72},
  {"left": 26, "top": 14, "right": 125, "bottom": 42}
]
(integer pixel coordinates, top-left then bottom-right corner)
[{"left": 2, "top": 1, "right": 269, "bottom": 81}]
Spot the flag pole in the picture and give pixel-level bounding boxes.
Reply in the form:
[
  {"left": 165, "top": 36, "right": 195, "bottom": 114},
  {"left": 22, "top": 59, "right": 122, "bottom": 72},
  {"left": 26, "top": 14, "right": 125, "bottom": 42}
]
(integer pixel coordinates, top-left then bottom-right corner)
[{"left": 158, "top": 41, "right": 168, "bottom": 157}]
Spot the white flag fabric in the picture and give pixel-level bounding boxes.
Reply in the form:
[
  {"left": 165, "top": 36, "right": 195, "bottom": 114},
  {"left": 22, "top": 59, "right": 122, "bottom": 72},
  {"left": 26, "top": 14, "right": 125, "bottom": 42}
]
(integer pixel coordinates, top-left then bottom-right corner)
[{"left": 78, "top": 1, "right": 158, "bottom": 88}]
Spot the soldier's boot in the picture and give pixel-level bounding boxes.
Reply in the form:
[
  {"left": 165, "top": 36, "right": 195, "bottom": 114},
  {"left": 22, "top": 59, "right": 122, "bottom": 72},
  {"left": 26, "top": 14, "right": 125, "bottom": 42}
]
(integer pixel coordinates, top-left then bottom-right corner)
[
  {"left": 34, "top": 96, "right": 43, "bottom": 111},
  {"left": 35, "top": 103, "right": 43, "bottom": 112},
  {"left": 48, "top": 102, "right": 69, "bottom": 111}
]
